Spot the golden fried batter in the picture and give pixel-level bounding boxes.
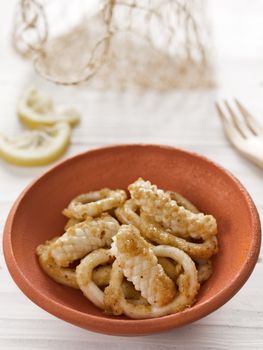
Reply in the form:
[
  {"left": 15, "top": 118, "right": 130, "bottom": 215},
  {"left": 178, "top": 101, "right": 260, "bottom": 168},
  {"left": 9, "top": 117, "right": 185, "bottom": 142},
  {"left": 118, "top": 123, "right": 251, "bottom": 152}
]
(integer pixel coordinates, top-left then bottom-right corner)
[
  {"left": 129, "top": 178, "right": 217, "bottom": 240},
  {"left": 63, "top": 189, "right": 127, "bottom": 219},
  {"left": 111, "top": 224, "right": 176, "bottom": 307},
  {"left": 37, "top": 179, "right": 218, "bottom": 319},
  {"left": 49, "top": 214, "right": 119, "bottom": 267}
]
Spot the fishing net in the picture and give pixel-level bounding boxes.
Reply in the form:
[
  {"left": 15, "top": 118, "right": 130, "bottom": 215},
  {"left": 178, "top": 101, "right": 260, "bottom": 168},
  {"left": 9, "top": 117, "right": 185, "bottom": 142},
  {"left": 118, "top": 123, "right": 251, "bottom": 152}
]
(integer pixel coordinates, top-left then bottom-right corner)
[{"left": 13, "top": 0, "right": 213, "bottom": 91}]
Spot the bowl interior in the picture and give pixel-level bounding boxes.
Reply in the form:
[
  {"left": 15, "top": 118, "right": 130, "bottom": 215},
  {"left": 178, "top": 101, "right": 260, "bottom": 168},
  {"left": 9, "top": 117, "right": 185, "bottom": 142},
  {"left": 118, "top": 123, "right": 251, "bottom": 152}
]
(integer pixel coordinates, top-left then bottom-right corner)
[{"left": 5, "top": 144, "right": 260, "bottom": 335}]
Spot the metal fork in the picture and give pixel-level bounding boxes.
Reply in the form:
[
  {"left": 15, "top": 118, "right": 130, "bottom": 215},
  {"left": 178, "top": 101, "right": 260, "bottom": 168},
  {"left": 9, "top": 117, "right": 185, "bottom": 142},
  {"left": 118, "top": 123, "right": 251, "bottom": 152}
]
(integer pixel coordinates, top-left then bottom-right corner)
[{"left": 215, "top": 99, "right": 263, "bottom": 169}]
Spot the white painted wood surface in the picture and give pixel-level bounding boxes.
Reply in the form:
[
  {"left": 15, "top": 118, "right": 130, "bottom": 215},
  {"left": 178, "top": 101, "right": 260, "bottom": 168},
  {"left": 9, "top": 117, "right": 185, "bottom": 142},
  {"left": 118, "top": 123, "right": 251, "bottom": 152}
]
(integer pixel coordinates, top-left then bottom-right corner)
[{"left": 0, "top": 1, "right": 262, "bottom": 349}]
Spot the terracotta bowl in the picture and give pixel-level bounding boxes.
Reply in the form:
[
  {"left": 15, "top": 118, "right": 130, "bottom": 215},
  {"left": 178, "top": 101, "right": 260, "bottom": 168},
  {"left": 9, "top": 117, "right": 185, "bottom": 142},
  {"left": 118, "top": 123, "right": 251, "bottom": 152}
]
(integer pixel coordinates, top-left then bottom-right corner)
[{"left": 3, "top": 144, "right": 261, "bottom": 336}]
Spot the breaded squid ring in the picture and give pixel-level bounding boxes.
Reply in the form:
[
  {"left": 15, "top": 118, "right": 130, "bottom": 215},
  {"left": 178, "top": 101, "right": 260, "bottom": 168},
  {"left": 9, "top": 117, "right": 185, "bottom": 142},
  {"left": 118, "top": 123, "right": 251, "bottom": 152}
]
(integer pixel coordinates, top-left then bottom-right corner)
[
  {"left": 195, "top": 258, "right": 213, "bottom": 284},
  {"left": 76, "top": 249, "right": 112, "bottom": 309},
  {"left": 76, "top": 248, "right": 147, "bottom": 308},
  {"left": 157, "top": 257, "right": 182, "bottom": 281},
  {"left": 115, "top": 200, "right": 218, "bottom": 259},
  {"left": 93, "top": 261, "right": 176, "bottom": 299},
  {"left": 167, "top": 191, "right": 199, "bottom": 214},
  {"left": 37, "top": 239, "right": 199, "bottom": 317},
  {"left": 92, "top": 265, "right": 141, "bottom": 300},
  {"left": 37, "top": 239, "right": 209, "bottom": 294},
  {"left": 36, "top": 238, "right": 79, "bottom": 289},
  {"left": 104, "top": 243, "right": 200, "bottom": 319},
  {"left": 92, "top": 257, "right": 211, "bottom": 287},
  {"left": 111, "top": 225, "right": 177, "bottom": 307},
  {"left": 141, "top": 213, "right": 218, "bottom": 260},
  {"left": 37, "top": 241, "right": 143, "bottom": 300},
  {"left": 64, "top": 217, "right": 83, "bottom": 230},
  {"left": 63, "top": 189, "right": 127, "bottom": 219},
  {"left": 49, "top": 214, "right": 119, "bottom": 267},
  {"left": 92, "top": 265, "right": 112, "bottom": 287},
  {"left": 128, "top": 178, "right": 217, "bottom": 240}
]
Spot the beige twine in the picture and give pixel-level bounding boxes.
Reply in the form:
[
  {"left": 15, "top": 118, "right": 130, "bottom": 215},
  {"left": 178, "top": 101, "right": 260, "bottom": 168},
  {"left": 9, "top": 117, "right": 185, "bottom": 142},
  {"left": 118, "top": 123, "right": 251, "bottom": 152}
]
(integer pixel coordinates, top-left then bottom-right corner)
[{"left": 12, "top": 0, "right": 214, "bottom": 91}]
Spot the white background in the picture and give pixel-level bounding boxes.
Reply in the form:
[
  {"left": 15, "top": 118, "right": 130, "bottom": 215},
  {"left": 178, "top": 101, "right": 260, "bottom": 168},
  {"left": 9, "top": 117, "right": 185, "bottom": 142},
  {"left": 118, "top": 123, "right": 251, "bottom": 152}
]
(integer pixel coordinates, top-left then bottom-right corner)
[{"left": 0, "top": 1, "right": 263, "bottom": 349}]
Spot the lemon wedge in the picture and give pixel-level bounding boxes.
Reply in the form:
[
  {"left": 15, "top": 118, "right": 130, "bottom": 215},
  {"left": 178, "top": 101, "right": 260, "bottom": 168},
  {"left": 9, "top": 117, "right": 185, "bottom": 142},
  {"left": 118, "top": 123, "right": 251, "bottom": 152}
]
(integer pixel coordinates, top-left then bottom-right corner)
[
  {"left": 0, "top": 122, "right": 71, "bottom": 166},
  {"left": 17, "top": 87, "right": 80, "bottom": 128}
]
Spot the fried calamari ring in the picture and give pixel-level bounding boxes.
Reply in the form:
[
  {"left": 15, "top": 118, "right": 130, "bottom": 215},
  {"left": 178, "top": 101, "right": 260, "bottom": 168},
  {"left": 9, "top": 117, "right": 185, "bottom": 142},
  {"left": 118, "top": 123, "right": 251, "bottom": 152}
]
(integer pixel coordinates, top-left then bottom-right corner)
[
  {"left": 141, "top": 213, "right": 218, "bottom": 259},
  {"left": 38, "top": 238, "right": 200, "bottom": 318},
  {"left": 92, "top": 253, "right": 210, "bottom": 290},
  {"left": 195, "top": 258, "right": 213, "bottom": 284},
  {"left": 157, "top": 257, "right": 182, "bottom": 281},
  {"left": 93, "top": 258, "right": 182, "bottom": 290},
  {"left": 104, "top": 243, "right": 200, "bottom": 319},
  {"left": 93, "top": 258, "right": 182, "bottom": 288},
  {"left": 36, "top": 237, "right": 78, "bottom": 289},
  {"left": 110, "top": 225, "right": 177, "bottom": 307},
  {"left": 92, "top": 265, "right": 112, "bottom": 287},
  {"left": 92, "top": 265, "right": 141, "bottom": 300},
  {"left": 37, "top": 241, "right": 189, "bottom": 301},
  {"left": 76, "top": 248, "right": 147, "bottom": 308},
  {"left": 122, "top": 281, "right": 144, "bottom": 300},
  {"left": 63, "top": 189, "right": 127, "bottom": 219},
  {"left": 158, "top": 258, "right": 212, "bottom": 285},
  {"left": 128, "top": 178, "right": 217, "bottom": 240},
  {"left": 37, "top": 179, "right": 217, "bottom": 320},
  {"left": 115, "top": 200, "right": 218, "bottom": 259},
  {"left": 37, "top": 238, "right": 113, "bottom": 290},
  {"left": 115, "top": 200, "right": 140, "bottom": 225},
  {"left": 64, "top": 217, "right": 83, "bottom": 230},
  {"left": 37, "top": 242, "right": 143, "bottom": 301},
  {"left": 167, "top": 191, "right": 199, "bottom": 214},
  {"left": 76, "top": 249, "right": 111, "bottom": 309},
  {"left": 49, "top": 214, "right": 119, "bottom": 267}
]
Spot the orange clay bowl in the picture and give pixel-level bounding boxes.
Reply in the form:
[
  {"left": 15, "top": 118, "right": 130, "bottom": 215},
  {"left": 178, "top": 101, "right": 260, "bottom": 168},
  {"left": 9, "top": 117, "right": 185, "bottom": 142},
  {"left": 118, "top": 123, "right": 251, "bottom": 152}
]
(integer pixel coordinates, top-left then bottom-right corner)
[{"left": 3, "top": 144, "right": 261, "bottom": 336}]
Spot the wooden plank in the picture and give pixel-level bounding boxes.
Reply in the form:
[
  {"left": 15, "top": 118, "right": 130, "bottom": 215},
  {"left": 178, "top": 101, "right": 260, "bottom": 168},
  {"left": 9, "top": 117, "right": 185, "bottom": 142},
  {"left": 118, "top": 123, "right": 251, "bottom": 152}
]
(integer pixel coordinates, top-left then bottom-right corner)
[{"left": 0, "top": 322, "right": 262, "bottom": 350}]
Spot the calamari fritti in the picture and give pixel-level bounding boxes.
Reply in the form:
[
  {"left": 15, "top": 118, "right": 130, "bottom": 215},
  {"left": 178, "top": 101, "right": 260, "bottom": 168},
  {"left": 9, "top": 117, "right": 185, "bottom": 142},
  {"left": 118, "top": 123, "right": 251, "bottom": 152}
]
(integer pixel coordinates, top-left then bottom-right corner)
[
  {"left": 104, "top": 225, "right": 200, "bottom": 318},
  {"left": 109, "top": 225, "right": 177, "bottom": 307},
  {"left": 37, "top": 178, "right": 218, "bottom": 319},
  {"left": 129, "top": 178, "right": 217, "bottom": 240},
  {"left": 167, "top": 191, "right": 199, "bottom": 213},
  {"left": 48, "top": 214, "right": 119, "bottom": 267},
  {"left": 63, "top": 189, "right": 127, "bottom": 219},
  {"left": 38, "top": 240, "right": 143, "bottom": 300},
  {"left": 76, "top": 248, "right": 149, "bottom": 309},
  {"left": 115, "top": 200, "right": 218, "bottom": 259},
  {"left": 76, "top": 249, "right": 112, "bottom": 309},
  {"left": 36, "top": 237, "right": 79, "bottom": 289}
]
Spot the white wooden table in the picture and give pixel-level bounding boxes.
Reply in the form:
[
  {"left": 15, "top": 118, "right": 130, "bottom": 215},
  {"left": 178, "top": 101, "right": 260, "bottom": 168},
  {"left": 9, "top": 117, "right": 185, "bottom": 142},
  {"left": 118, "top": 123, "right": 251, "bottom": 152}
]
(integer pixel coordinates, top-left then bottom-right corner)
[{"left": 0, "top": 1, "right": 262, "bottom": 349}]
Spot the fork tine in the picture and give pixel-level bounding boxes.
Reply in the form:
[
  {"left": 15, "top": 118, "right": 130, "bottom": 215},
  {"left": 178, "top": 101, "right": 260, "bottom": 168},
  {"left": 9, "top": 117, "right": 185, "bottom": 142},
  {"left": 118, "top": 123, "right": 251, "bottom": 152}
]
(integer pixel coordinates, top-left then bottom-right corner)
[
  {"left": 215, "top": 102, "right": 228, "bottom": 123},
  {"left": 224, "top": 100, "right": 250, "bottom": 138},
  {"left": 215, "top": 102, "right": 243, "bottom": 147},
  {"left": 234, "top": 98, "right": 262, "bottom": 136}
]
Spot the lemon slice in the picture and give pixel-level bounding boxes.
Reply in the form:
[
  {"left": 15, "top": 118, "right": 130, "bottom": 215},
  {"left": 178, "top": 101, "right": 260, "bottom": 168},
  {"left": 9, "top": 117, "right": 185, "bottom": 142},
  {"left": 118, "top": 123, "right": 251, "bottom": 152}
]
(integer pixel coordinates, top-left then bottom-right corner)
[
  {"left": 17, "top": 87, "right": 80, "bottom": 128},
  {"left": 0, "top": 122, "right": 71, "bottom": 166}
]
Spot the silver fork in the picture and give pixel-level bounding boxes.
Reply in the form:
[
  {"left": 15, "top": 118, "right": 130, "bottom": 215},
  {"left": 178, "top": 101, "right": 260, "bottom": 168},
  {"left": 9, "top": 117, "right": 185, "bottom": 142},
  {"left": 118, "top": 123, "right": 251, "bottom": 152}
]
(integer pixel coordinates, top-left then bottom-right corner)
[{"left": 215, "top": 99, "right": 263, "bottom": 169}]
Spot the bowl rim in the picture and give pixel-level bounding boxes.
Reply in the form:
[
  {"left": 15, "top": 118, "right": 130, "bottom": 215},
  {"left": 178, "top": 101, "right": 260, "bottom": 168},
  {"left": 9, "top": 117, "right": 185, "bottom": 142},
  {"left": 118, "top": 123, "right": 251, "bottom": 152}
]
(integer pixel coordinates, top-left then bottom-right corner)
[{"left": 3, "top": 143, "right": 261, "bottom": 336}]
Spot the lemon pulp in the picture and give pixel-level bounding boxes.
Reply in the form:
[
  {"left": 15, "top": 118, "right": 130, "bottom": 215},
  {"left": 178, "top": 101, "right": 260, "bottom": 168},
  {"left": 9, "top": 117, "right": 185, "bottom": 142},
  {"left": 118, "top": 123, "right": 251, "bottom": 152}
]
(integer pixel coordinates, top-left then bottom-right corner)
[
  {"left": 0, "top": 122, "right": 71, "bottom": 166},
  {"left": 17, "top": 87, "right": 80, "bottom": 128}
]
